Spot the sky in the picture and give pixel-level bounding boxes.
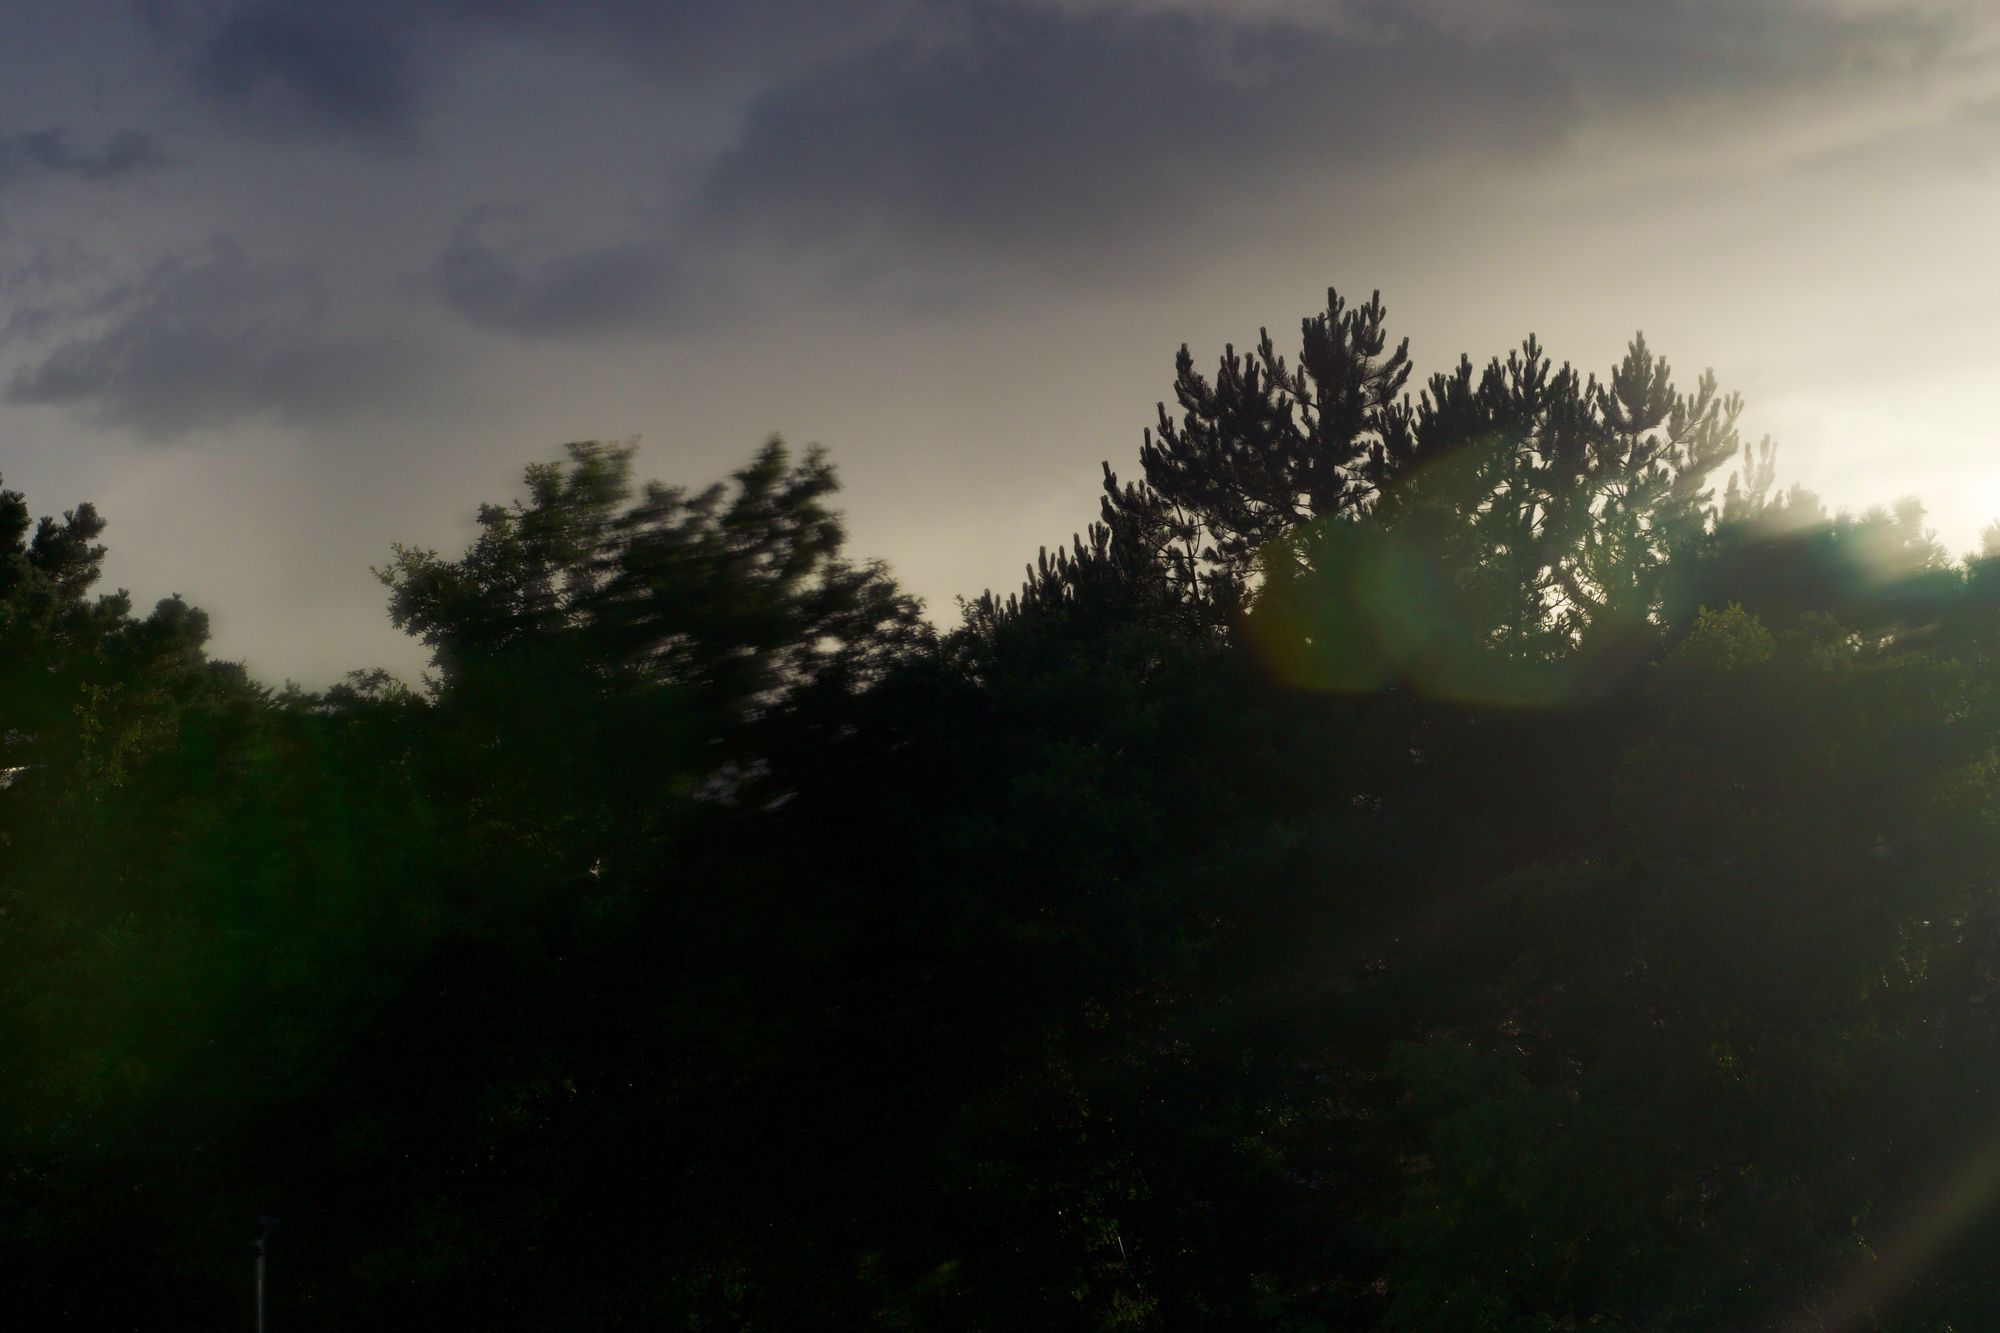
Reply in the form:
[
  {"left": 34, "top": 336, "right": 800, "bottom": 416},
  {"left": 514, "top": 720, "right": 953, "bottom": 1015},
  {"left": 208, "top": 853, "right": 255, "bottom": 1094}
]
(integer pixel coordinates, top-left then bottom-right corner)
[{"left": 3, "top": 0, "right": 2000, "bottom": 685}]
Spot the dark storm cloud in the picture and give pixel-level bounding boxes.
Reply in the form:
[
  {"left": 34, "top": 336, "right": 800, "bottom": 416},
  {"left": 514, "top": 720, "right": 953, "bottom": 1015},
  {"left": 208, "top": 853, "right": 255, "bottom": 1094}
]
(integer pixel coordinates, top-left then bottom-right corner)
[
  {"left": 693, "top": 9, "right": 1573, "bottom": 257},
  {"left": 402, "top": 0, "right": 1953, "bottom": 339},
  {"left": 404, "top": 6, "right": 1586, "bottom": 337},
  {"left": 4, "top": 238, "right": 425, "bottom": 438},
  {"left": 430, "top": 211, "right": 703, "bottom": 339},
  {"left": 135, "top": 0, "right": 918, "bottom": 146},
  {"left": 123, "top": 0, "right": 1960, "bottom": 342},
  {"left": 132, "top": 0, "right": 1951, "bottom": 157},
  {"left": 137, "top": 0, "right": 434, "bottom": 144},
  {"left": 0, "top": 128, "right": 167, "bottom": 190},
  {"left": 693, "top": 1, "right": 1949, "bottom": 256},
  {"left": 185, "top": 9, "right": 424, "bottom": 145}
]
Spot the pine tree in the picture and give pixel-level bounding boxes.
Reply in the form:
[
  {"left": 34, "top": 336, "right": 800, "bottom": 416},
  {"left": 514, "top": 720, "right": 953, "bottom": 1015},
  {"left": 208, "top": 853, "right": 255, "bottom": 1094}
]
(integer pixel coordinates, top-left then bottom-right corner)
[{"left": 1101, "top": 288, "right": 1415, "bottom": 618}]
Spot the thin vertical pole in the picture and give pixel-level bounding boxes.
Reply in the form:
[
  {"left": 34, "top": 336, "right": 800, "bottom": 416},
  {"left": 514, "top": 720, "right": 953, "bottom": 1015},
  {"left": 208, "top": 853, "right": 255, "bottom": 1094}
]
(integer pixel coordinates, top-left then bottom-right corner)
[{"left": 255, "top": 1236, "right": 266, "bottom": 1333}]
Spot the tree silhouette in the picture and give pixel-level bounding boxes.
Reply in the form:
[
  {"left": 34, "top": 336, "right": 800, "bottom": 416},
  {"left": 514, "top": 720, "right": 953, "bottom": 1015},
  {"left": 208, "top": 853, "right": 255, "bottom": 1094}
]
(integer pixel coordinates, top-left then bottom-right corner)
[{"left": 18, "top": 290, "right": 2000, "bottom": 1330}]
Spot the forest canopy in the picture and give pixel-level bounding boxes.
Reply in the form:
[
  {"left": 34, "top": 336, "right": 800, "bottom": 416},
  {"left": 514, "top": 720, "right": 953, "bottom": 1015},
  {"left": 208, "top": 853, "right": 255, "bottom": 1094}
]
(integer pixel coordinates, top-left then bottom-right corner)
[{"left": 9, "top": 288, "right": 2000, "bottom": 1330}]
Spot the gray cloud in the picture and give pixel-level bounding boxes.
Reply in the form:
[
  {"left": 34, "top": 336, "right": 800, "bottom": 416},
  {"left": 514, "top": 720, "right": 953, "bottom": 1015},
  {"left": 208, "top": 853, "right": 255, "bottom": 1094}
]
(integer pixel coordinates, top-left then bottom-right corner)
[
  {"left": 405, "top": 0, "right": 1958, "bottom": 340},
  {"left": 130, "top": 0, "right": 1966, "bottom": 349},
  {"left": 430, "top": 210, "right": 708, "bottom": 339},
  {"left": 136, "top": 0, "right": 440, "bottom": 145},
  {"left": 135, "top": 0, "right": 920, "bottom": 147},
  {"left": 694, "top": 1, "right": 1951, "bottom": 255},
  {"left": 413, "top": 7, "right": 1584, "bottom": 339},
  {"left": 0, "top": 127, "right": 168, "bottom": 190},
  {"left": 133, "top": 0, "right": 1955, "bottom": 163},
  {"left": 5, "top": 237, "right": 426, "bottom": 438},
  {"left": 695, "top": 10, "right": 1569, "bottom": 258},
  {"left": 185, "top": 8, "right": 425, "bottom": 146}
]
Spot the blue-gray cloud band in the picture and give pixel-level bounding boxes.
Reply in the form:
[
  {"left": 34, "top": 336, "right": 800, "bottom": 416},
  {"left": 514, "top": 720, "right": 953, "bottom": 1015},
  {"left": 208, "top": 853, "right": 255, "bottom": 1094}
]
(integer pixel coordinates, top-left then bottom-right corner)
[
  {"left": 5, "top": 238, "right": 426, "bottom": 439},
  {"left": 0, "top": 128, "right": 167, "bottom": 191},
  {"left": 408, "top": 0, "right": 1949, "bottom": 339}
]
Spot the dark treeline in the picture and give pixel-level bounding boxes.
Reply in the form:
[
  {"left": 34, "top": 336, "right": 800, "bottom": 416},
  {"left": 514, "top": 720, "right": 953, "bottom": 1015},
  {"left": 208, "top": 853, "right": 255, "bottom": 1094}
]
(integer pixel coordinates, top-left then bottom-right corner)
[{"left": 10, "top": 289, "right": 2000, "bottom": 1329}]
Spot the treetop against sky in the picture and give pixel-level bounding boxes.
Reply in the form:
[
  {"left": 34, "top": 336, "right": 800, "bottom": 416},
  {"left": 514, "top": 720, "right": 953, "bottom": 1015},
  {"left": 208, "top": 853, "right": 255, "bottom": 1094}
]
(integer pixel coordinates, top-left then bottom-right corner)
[{"left": 2, "top": 0, "right": 1999, "bottom": 683}]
